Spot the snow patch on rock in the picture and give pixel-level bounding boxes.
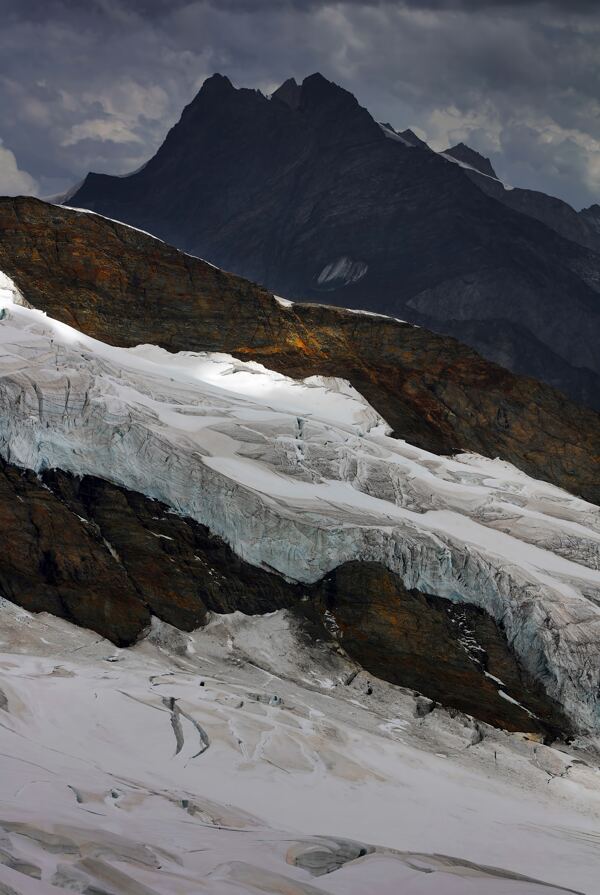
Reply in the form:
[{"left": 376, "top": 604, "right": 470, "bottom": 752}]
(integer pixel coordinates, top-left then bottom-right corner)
[
  {"left": 317, "top": 257, "right": 368, "bottom": 288},
  {"left": 379, "top": 122, "right": 415, "bottom": 146}
]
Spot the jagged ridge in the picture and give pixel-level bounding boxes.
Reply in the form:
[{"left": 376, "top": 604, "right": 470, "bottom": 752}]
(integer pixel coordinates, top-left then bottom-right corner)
[{"left": 63, "top": 73, "right": 600, "bottom": 409}]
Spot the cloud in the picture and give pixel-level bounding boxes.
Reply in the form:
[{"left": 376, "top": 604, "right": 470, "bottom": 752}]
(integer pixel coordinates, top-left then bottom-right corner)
[
  {"left": 62, "top": 118, "right": 144, "bottom": 146},
  {"left": 0, "top": 141, "right": 38, "bottom": 196},
  {"left": 0, "top": 0, "right": 600, "bottom": 207}
]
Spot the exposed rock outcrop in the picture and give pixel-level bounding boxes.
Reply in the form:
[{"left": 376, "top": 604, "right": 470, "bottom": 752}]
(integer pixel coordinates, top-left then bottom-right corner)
[
  {"left": 0, "top": 461, "right": 298, "bottom": 645},
  {"left": 0, "top": 197, "right": 598, "bottom": 505},
  {"left": 311, "top": 562, "right": 569, "bottom": 737},
  {"left": 0, "top": 460, "right": 150, "bottom": 645},
  {"left": 0, "top": 460, "right": 570, "bottom": 736}
]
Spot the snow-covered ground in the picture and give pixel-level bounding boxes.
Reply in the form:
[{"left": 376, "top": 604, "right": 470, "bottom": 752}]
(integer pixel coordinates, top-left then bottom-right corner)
[
  {"left": 1, "top": 269, "right": 600, "bottom": 891},
  {"left": 0, "top": 276, "right": 599, "bottom": 733},
  {"left": 0, "top": 598, "right": 599, "bottom": 894}
]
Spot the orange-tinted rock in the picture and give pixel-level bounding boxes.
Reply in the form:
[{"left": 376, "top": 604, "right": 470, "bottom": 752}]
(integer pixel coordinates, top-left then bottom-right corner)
[
  {"left": 0, "top": 197, "right": 598, "bottom": 503},
  {"left": 312, "top": 562, "right": 569, "bottom": 738}
]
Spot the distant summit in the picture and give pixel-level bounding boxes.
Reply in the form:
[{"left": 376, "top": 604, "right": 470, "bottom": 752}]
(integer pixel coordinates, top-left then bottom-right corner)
[
  {"left": 398, "top": 127, "right": 429, "bottom": 148},
  {"left": 272, "top": 76, "right": 301, "bottom": 109},
  {"left": 443, "top": 142, "right": 498, "bottom": 179},
  {"left": 67, "top": 72, "right": 600, "bottom": 409}
]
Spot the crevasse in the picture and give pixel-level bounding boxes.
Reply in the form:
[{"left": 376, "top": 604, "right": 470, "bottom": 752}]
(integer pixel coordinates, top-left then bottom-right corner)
[{"left": 0, "top": 274, "right": 599, "bottom": 730}]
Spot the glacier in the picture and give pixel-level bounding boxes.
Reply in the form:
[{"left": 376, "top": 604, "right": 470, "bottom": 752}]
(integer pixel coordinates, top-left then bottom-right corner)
[
  {"left": 0, "top": 598, "right": 599, "bottom": 893},
  {"left": 0, "top": 276, "right": 599, "bottom": 732}
]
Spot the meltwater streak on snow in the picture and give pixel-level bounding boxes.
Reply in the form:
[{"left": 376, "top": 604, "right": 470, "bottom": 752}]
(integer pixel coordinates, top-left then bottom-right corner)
[
  {"left": 0, "top": 278, "right": 600, "bottom": 729},
  {"left": 0, "top": 602, "right": 597, "bottom": 894}
]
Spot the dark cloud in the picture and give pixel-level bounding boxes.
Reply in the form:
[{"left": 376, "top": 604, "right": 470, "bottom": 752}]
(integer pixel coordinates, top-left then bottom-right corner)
[
  {"left": 0, "top": 0, "right": 599, "bottom": 208},
  {"left": 11, "top": 0, "right": 600, "bottom": 14}
]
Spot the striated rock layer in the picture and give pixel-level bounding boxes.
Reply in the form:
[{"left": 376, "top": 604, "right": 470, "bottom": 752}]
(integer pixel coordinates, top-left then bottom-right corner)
[
  {"left": 311, "top": 562, "right": 569, "bottom": 737},
  {"left": 0, "top": 197, "right": 598, "bottom": 505}
]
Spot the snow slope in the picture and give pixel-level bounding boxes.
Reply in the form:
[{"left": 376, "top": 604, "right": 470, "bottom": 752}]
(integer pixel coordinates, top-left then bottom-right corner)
[
  {"left": 0, "top": 599, "right": 599, "bottom": 894},
  {"left": 0, "top": 278, "right": 600, "bottom": 732}
]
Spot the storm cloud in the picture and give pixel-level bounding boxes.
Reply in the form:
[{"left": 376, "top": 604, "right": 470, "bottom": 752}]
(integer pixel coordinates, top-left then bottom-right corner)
[{"left": 2, "top": 0, "right": 600, "bottom": 208}]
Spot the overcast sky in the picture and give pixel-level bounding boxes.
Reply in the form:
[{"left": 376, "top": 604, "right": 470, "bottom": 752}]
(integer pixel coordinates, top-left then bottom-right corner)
[{"left": 2, "top": 0, "right": 600, "bottom": 209}]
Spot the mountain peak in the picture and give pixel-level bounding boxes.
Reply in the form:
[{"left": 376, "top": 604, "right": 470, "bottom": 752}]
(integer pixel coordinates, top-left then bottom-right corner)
[
  {"left": 399, "top": 128, "right": 429, "bottom": 149},
  {"left": 272, "top": 77, "right": 301, "bottom": 110},
  {"left": 299, "top": 72, "right": 360, "bottom": 108},
  {"left": 582, "top": 202, "right": 600, "bottom": 216},
  {"left": 198, "top": 72, "right": 235, "bottom": 96},
  {"left": 293, "top": 73, "right": 383, "bottom": 144},
  {"left": 444, "top": 142, "right": 498, "bottom": 179},
  {"left": 64, "top": 73, "right": 600, "bottom": 414},
  {"left": 182, "top": 72, "right": 236, "bottom": 117},
  {"left": 302, "top": 71, "right": 330, "bottom": 87}
]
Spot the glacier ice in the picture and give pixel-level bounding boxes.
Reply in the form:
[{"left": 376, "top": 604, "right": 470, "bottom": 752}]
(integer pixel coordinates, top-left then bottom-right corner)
[
  {"left": 0, "top": 600, "right": 597, "bottom": 893},
  {"left": 0, "top": 279, "right": 599, "bottom": 731}
]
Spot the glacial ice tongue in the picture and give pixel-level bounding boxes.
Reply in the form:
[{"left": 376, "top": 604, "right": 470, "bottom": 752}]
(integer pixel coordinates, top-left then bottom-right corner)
[{"left": 0, "top": 278, "right": 600, "bottom": 730}]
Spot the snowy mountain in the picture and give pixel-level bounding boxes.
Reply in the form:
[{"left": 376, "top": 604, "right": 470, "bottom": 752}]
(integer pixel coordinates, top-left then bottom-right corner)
[
  {"left": 65, "top": 72, "right": 600, "bottom": 410},
  {"left": 0, "top": 198, "right": 600, "bottom": 892}
]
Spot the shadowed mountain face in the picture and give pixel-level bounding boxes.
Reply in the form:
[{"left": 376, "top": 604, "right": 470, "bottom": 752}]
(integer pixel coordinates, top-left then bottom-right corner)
[
  {"left": 464, "top": 166, "right": 600, "bottom": 255},
  {"left": 0, "top": 196, "right": 599, "bottom": 504},
  {"left": 67, "top": 73, "right": 600, "bottom": 410}
]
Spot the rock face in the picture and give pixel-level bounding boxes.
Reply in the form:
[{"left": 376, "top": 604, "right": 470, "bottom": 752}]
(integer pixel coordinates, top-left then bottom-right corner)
[
  {"left": 0, "top": 462, "right": 298, "bottom": 645},
  {"left": 0, "top": 461, "right": 150, "bottom": 645},
  {"left": 465, "top": 169, "right": 600, "bottom": 255},
  {"left": 311, "top": 562, "right": 569, "bottom": 738},
  {"left": 443, "top": 142, "right": 499, "bottom": 179},
  {"left": 398, "top": 127, "right": 429, "bottom": 147},
  {"left": 0, "top": 460, "right": 569, "bottom": 736},
  {"left": 65, "top": 73, "right": 600, "bottom": 409},
  {"left": 0, "top": 197, "right": 598, "bottom": 506}
]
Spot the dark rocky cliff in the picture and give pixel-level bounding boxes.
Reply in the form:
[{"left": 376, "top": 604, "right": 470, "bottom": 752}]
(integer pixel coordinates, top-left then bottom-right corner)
[{"left": 67, "top": 73, "right": 600, "bottom": 409}]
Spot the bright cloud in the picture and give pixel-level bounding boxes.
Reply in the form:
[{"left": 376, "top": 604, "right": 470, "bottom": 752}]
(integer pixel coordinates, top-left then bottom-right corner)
[{"left": 0, "top": 141, "right": 38, "bottom": 196}]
